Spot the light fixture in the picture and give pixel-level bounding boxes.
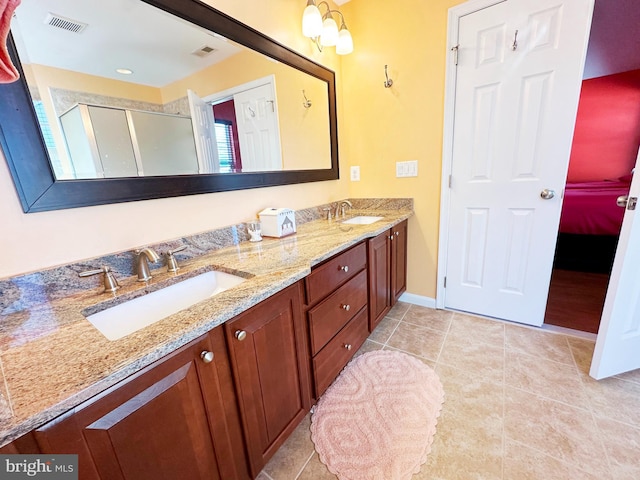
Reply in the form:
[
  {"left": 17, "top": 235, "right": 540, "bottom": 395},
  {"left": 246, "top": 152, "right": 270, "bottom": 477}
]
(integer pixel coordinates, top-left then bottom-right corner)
[
  {"left": 302, "top": 1, "right": 353, "bottom": 55},
  {"left": 115, "top": 68, "right": 133, "bottom": 75}
]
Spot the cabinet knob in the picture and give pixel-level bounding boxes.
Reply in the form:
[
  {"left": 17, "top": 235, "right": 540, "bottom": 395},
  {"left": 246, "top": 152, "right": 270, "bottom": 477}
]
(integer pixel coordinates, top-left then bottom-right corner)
[
  {"left": 389, "top": 235, "right": 394, "bottom": 240},
  {"left": 340, "top": 304, "right": 351, "bottom": 311},
  {"left": 344, "top": 344, "right": 352, "bottom": 351},
  {"left": 235, "top": 330, "right": 247, "bottom": 341},
  {"left": 395, "top": 231, "right": 400, "bottom": 237},
  {"left": 339, "top": 265, "right": 349, "bottom": 273},
  {"left": 200, "top": 351, "right": 214, "bottom": 363}
]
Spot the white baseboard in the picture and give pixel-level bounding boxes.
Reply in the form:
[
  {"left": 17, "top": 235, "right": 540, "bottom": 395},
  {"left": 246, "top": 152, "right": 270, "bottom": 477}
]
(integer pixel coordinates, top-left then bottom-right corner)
[{"left": 398, "top": 292, "right": 436, "bottom": 309}]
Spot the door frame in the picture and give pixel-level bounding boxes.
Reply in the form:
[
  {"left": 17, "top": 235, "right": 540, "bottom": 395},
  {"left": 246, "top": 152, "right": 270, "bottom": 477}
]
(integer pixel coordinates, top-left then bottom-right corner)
[{"left": 436, "top": 0, "right": 508, "bottom": 309}]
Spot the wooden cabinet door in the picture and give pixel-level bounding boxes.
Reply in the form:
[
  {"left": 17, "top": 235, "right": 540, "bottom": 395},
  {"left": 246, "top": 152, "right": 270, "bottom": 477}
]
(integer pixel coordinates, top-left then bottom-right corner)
[
  {"left": 35, "top": 331, "right": 248, "bottom": 480},
  {"left": 225, "top": 281, "right": 311, "bottom": 477},
  {"left": 391, "top": 220, "right": 408, "bottom": 304},
  {"left": 368, "top": 229, "right": 391, "bottom": 331}
]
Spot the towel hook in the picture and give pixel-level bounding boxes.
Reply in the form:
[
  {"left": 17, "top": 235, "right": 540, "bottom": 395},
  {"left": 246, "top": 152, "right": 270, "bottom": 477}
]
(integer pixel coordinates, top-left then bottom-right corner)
[
  {"left": 511, "top": 30, "right": 519, "bottom": 51},
  {"left": 302, "top": 90, "right": 312, "bottom": 108},
  {"left": 384, "top": 64, "right": 393, "bottom": 88}
]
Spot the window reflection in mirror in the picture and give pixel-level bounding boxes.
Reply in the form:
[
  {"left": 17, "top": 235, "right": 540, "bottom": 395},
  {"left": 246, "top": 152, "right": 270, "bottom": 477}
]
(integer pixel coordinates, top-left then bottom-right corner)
[{"left": 11, "top": 0, "right": 331, "bottom": 180}]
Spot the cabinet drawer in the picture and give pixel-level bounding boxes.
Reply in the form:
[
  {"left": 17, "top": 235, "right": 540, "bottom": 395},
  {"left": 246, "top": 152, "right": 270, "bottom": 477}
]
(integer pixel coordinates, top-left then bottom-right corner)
[
  {"left": 312, "top": 307, "right": 369, "bottom": 397},
  {"left": 305, "top": 242, "right": 367, "bottom": 306},
  {"left": 308, "top": 269, "right": 368, "bottom": 355}
]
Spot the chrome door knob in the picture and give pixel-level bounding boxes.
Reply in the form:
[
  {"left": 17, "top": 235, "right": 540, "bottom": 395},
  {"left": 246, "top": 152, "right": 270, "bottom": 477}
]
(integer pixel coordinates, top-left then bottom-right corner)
[
  {"left": 200, "top": 351, "right": 214, "bottom": 363},
  {"left": 540, "top": 189, "right": 555, "bottom": 200},
  {"left": 235, "top": 330, "right": 247, "bottom": 341}
]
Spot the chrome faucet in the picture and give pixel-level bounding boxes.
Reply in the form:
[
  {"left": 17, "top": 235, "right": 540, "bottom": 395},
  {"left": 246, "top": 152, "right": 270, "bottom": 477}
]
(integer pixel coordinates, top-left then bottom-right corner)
[
  {"left": 135, "top": 247, "right": 160, "bottom": 281},
  {"left": 335, "top": 200, "right": 353, "bottom": 219}
]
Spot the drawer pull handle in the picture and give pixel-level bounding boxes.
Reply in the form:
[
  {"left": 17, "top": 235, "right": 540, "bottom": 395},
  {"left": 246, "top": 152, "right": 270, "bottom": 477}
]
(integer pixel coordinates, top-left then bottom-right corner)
[
  {"left": 344, "top": 344, "right": 352, "bottom": 351},
  {"left": 235, "top": 330, "right": 247, "bottom": 341},
  {"left": 200, "top": 351, "right": 214, "bottom": 363},
  {"left": 340, "top": 265, "right": 349, "bottom": 273},
  {"left": 341, "top": 304, "right": 351, "bottom": 311}
]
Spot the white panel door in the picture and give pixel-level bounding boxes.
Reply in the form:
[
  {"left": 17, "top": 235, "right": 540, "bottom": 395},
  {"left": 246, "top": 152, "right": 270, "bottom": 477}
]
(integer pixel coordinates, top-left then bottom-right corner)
[
  {"left": 234, "top": 83, "right": 282, "bottom": 172},
  {"left": 444, "top": 0, "right": 594, "bottom": 326},
  {"left": 187, "top": 89, "right": 219, "bottom": 173},
  {"left": 590, "top": 150, "right": 640, "bottom": 379}
]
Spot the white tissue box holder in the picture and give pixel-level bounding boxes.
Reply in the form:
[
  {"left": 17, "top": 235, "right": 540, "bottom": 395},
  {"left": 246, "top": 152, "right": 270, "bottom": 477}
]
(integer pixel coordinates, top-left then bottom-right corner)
[{"left": 258, "top": 208, "right": 297, "bottom": 238}]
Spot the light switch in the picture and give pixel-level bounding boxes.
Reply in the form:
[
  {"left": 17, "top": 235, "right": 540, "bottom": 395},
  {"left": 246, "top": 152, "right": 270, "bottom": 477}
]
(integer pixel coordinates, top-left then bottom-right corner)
[
  {"left": 350, "top": 166, "right": 360, "bottom": 181},
  {"left": 407, "top": 160, "right": 418, "bottom": 177}
]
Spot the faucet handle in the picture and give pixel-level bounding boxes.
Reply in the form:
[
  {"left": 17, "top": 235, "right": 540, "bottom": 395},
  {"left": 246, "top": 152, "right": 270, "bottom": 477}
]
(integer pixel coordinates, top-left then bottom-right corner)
[
  {"left": 79, "top": 266, "right": 120, "bottom": 293},
  {"left": 322, "top": 207, "right": 333, "bottom": 221},
  {"left": 165, "top": 245, "right": 187, "bottom": 272}
]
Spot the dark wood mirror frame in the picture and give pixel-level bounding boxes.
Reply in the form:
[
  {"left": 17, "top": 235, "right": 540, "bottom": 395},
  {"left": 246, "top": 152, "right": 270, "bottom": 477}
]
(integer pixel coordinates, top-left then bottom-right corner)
[{"left": 0, "top": 0, "right": 339, "bottom": 213}]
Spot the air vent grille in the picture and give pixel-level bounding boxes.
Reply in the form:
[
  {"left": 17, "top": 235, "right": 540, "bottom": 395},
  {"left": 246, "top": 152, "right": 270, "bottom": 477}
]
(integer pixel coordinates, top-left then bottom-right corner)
[
  {"left": 44, "top": 13, "right": 88, "bottom": 33},
  {"left": 192, "top": 45, "right": 217, "bottom": 58}
]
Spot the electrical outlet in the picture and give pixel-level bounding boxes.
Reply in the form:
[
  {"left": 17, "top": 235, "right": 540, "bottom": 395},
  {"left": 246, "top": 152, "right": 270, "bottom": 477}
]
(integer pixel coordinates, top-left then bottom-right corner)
[{"left": 350, "top": 166, "right": 360, "bottom": 181}]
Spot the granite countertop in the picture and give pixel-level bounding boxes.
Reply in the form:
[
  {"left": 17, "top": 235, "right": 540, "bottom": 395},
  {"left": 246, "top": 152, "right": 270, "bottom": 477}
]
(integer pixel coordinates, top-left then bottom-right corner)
[{"left": 0, "top": 202, "right": 412, "bottom": 446}]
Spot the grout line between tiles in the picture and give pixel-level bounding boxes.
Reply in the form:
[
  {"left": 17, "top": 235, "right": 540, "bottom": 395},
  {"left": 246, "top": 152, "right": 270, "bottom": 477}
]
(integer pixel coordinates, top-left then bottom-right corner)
[
  {"left": 293, "top": 451, "right": 317, "bottom": 480},
  {"left": 433, "top": 312, "right": 453, "bottom": 364},
  {"left": 506, "top": 437, "right": 611, "bottom": 479},
  {"left": 587, "top": 403, "right": 615, "bottom": 478},
  {"left": 506, "top": 384, "right": 593, "bottom": 414}
]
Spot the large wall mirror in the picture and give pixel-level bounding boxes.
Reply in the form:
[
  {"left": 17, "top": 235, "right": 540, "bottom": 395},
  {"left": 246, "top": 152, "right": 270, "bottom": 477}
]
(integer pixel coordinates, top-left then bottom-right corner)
[{"left": 0, "top": 0, "right": 338, "bottom": 212}]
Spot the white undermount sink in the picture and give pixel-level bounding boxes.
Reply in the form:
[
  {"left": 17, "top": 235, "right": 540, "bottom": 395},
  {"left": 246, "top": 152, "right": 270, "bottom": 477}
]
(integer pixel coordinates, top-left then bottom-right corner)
[
  {"left": 86, "top": 270, "right": 245, "bottom": 341},
  {"left": 342, "top": 215, "right": 384, "bottom": 225}
]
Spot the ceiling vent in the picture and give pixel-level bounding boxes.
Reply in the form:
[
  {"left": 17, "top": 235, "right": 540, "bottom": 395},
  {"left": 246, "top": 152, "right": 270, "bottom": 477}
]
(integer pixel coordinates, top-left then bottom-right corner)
[
  {"left": 191, "top": 45, "right": 217, "bottom": 58},
  {"left": 44, "top": 13, "right": 88, "bottom": 34}
]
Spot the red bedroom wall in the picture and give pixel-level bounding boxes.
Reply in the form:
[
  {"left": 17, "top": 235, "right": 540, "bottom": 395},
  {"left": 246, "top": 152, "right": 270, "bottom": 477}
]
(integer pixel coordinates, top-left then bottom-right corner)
[
  {"left": 567, "top": 69, "right": 640, "bottom": 183},
  {"left": 212, "top": 100, "right": 242, "bottom": 168}
]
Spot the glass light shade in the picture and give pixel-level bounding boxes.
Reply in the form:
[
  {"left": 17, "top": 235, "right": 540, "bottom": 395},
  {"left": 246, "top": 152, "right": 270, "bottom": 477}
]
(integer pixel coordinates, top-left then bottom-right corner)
[
  {"left": 320, "top": 16, "right": 339, "bottom": 46},
  {"left": 302, "top": 4, "right": 323, "bottom": 38},
  {"left": 336, "top": 28, "right": 353, "bottom": 55}
]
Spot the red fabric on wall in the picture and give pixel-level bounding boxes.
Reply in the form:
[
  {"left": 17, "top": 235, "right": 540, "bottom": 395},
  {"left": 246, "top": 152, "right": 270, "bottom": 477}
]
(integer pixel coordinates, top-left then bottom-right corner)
[{"left": 567, "top": 69, "right": 640, "bottom": 183}]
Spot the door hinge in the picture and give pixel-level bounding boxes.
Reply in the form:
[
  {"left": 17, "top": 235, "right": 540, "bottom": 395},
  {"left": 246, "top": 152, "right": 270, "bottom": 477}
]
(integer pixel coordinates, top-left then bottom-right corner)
[
  {"left": 448, "top": 175, "right": 452, "bottom": 188},
  {"left": 451, "top": 45, "right": 459, "bottom": 66},
  {"left": 444, "top": 276, "right": 447, "bottom": 288}
]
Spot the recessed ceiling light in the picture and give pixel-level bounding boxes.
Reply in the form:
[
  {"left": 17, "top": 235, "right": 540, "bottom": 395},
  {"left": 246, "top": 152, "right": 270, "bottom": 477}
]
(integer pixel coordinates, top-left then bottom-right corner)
[{"left": 116, "top": 68, "right": 133, "bottom": 75}]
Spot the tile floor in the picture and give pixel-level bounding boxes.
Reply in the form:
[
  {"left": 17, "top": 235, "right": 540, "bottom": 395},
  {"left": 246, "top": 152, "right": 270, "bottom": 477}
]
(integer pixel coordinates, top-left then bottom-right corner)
[{"left": 257, "top": 302, "right": 640, "bottom": 480}]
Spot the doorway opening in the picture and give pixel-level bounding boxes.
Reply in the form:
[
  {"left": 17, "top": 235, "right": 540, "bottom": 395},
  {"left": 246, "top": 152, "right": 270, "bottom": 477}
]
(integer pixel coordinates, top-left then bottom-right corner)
[{"left": 544, "top": 68, "right": 640, "bottom": 333}]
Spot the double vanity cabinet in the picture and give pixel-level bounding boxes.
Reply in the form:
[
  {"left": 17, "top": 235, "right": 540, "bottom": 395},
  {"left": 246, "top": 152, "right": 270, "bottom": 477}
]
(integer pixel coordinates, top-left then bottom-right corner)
[{"left": 1, "top": 219, "right": 408, "bottom": 480}]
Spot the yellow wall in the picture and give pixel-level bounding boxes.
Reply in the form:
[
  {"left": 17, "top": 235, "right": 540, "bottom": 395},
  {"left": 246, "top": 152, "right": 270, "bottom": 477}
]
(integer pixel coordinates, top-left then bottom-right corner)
[
  {"left": 28, "top": 64, "right": 163, "bottom": 103},
  {"left": 342, "top": 0, "right": 465, "bottom": 298},
  {"left": 2, "top": 0, "right": 463, "bottom": 301},
  {"left": 0, "top": 0, "right": 347, "bottom": 278}
]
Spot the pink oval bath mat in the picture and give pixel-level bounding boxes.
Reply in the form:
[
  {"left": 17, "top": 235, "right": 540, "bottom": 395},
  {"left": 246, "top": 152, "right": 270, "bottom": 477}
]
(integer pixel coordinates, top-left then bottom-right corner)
[{"left": 310, "top": 350, "right": 445, "bottom": 480}]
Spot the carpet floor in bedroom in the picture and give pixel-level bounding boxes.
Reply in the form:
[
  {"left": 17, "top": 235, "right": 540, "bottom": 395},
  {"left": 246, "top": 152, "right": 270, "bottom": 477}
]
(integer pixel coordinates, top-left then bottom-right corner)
[{"left": 257, "top": 302, "right": 640, "bottom": 480}]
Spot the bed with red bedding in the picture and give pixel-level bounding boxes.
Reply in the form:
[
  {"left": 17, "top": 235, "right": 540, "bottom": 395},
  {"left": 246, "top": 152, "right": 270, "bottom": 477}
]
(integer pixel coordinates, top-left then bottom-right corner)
[
  {"left": 559, "top": 180, "right": 630, "bottom": 236},
  {"left": 555, "top": 178, "right": 631, "bottom": 273}
]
